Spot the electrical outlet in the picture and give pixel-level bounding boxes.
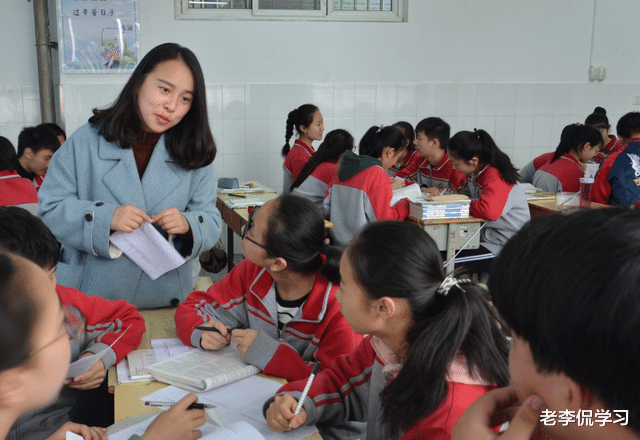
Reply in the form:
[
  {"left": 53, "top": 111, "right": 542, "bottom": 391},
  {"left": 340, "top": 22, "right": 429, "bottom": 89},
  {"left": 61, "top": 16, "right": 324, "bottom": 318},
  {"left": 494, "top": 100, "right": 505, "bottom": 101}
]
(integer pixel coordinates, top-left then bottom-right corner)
[
  {"left": 633, "top": 96, "right": 640, "bottom": 105},
  {"left": 597, "top": 67, "right": 607, "bottom": 81},
  {"left": 588, "top": 66, "right": 598, "bottom": 81}
]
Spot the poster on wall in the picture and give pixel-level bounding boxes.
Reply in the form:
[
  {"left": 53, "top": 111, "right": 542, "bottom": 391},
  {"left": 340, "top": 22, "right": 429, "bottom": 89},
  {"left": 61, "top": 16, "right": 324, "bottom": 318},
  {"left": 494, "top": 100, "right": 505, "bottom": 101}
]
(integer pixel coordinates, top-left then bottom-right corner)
[{"left": 59, "top": 0, "right": 139, "bottom": 73}]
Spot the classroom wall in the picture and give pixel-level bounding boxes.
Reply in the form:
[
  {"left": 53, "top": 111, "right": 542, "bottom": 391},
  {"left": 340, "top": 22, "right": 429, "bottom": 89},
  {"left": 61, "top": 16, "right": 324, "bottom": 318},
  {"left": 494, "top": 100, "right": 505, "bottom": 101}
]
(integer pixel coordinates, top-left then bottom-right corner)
[{"left": 3, "top": 0, "right": 640, "bottom": 193}]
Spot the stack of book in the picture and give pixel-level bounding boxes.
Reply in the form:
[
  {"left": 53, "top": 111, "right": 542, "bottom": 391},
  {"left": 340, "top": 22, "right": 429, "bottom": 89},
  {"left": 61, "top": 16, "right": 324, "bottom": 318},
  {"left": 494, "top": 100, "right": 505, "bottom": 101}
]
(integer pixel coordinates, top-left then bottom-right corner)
[{"left": 409, "top": 195, "right": 471, "bottom": 220}]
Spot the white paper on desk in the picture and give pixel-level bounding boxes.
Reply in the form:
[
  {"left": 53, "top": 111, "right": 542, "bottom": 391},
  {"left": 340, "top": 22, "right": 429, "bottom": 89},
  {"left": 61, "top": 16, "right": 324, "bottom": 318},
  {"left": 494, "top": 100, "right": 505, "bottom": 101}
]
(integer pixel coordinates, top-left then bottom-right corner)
[
  {"left": 391, "top": 183, "right": 422, "bottom": 206},
  {"left": 116, "top": 359, "right": 151, "bottom": 383},
  {"left": 65, "top": 432, "right": 83, "bottom": 440},
  {"left": 110, "top": 222, "right": 186, "bottom": 280},
  {"left": 66, "top": 326, "right": 130, "bottom": 379},
  {"left": 224, "top": 197, "right": 270, "bottom": 209},
  {"left": 151, "top": 338, "right": 195, "bottom": 362},
  {"left": 142, "top": 376, "right": 318, "bottom": 440}
]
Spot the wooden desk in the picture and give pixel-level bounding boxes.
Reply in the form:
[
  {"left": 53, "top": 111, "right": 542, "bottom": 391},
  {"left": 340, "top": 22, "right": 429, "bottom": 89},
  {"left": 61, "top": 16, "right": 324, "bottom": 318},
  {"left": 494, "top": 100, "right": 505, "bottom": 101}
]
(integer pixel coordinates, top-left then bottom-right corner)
[
  {"left": 528, "top": 198, "right": 610, "bottom": 219},
  {"left": 408, "top": 216, "right": 485, "bottom": 274},
  {"left": 216, "top": 182, "right": 278, "bottom": 272}
]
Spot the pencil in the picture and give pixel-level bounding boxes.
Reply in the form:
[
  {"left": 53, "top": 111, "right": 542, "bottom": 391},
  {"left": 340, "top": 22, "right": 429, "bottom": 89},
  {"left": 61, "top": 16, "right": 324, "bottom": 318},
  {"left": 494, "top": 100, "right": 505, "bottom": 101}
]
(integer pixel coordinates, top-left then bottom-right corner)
[{"left": 290, "top": 362, "right": 321, "bottom": 428}]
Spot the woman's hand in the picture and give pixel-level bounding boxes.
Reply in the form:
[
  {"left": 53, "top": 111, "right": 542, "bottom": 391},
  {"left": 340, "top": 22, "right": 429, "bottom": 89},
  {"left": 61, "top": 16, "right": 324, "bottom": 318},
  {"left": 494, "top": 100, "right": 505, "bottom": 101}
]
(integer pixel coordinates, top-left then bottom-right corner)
[
  {"left": 231, "top": 328, "right": 260, "bottom": 358},
  {"left": 452, "top": 386, "right": 543, "bottom": 440},
  {"left": 151, "top": 208, "right": 191, "bottom": 235},
  {"left": 391, "top": 179, "right": 406, "bottom": 190},
  {"left": 65, "top": 357, "right": 105, "bottom": 390},
  {"left": 265, "top": 395, "right": 308, "bottom": 431},
  {"left": 110, "top": 204, "right": 152, "bottom": 233},
  {"left": 45, "top": 422, "right": 107, "bottom": 440},
  {"left": 199, "top": 320, "right": 231, "bottom": 350},
  {"left": 142, "top": 393, "right": 206, "bottom": 440}
]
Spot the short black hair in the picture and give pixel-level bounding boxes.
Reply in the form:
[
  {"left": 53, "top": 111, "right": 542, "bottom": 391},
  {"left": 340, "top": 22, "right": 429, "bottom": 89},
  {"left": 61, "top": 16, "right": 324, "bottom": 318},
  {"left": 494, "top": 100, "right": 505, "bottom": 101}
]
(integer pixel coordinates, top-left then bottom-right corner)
[
  {"left": 41, "top": 122, "right": 67, "bottom": 142},
  {"left": 489, "top": 207, "right": 640, "bottom": 434},
  {"left": 17, "top": 125, "right": 60, "bottom": 157},
  {"left": 616, "top": 112, "right": 640, "bottom": 140},
  {"left": 415, "top": 117, "right": 450, "bottom": 151},
  {"left": 0, "top": 207, "right": 60, "bottom": 271},
  {"left": 584, "top": 106, "right": 610, "bottom": 129},
  {"left": 0, "top": 136, "right": 17, "bottom": 171}
]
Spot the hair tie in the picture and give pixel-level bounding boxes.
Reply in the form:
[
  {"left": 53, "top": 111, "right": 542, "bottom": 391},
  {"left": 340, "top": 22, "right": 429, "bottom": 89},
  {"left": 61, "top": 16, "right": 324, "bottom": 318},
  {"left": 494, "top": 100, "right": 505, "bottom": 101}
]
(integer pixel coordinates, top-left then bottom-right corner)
[
  {"left": 318, "top": 243, "right": 332, "bottom": 265},
  {"left": 376, "top": 125, "right": 383, "bottom": 134},
  {"left": 437, "top": 274, "right": 470, "bottom": 296}
]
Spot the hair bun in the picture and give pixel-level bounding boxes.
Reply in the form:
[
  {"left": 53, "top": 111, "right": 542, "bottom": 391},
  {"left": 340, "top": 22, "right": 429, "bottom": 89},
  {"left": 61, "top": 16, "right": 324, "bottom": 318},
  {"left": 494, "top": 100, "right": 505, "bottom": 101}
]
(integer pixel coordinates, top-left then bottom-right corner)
[{"left": 594, "top": 106, "right": 607, "bottom": 115}]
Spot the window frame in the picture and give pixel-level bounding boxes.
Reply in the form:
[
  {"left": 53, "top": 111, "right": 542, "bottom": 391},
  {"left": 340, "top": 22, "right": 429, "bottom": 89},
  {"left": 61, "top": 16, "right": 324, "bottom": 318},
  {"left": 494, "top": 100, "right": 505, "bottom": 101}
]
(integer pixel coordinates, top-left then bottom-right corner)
[{"left": 175, "top": 0, "right": 407, "bottom": 22}]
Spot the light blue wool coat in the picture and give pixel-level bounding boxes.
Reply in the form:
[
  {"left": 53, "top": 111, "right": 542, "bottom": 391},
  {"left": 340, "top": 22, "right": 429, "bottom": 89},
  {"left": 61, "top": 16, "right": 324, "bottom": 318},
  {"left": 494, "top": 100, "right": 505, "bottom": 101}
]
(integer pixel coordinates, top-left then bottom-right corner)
[{"left": 38, "top": 123, "right": 222, "bottom": 308}]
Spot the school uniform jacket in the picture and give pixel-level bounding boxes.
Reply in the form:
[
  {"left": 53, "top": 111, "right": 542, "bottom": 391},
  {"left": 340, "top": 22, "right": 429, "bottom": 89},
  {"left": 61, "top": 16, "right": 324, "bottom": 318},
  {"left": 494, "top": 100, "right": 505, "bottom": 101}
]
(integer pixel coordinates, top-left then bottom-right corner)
[
  {"left": 386, "top": 150, "right": 417, "bottom": 176},
  {"left": 175, "top": 259, "right": 362, "bottom": 382},
  {"left": 323, "top": 150, "right": 410, "bottom": 249},
  {"left": 519, "top": 152, "right": 554, "bottom": 184},
  {"left": 532, "top": 153, "right": 584, "bottom": 193},
  {"left": 594, "top": 134, "right": 624, "bottom": 164},
  {"left": 0, "top": 170, "right": 39, "bottom": 214},
  {"left": 8, "top": 285, "right": 144, "bottom": 440},
  {"left": 283, "top": 140, "right": 315, "bottom": 193},
  {"left": 460, "top": 165, "right": 530, "bottom": 255},
  {"left": 394, "top": 153, "right": 468, "bottom": 190},
  {"left": 608, "top": 140, "right": 640, "bottom": 206},
  {"left": 37, "top": 123, "right": 222, "bottom": 308},
  {"left": 591, "top": 149, "right": 625, "bottom": 204},
  {"left": 292, "top": 161, "right": 337, "bottom": 213},
  {"left": 266, "top": 335, "right": 494, "bottom": 440}
]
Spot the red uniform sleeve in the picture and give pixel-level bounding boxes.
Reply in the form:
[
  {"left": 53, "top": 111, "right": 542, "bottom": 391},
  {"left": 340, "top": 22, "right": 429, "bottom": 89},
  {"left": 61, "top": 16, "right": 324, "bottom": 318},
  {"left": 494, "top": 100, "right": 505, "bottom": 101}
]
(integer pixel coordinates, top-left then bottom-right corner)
[
  {"left": 449, "top": 169, "right": 469, "bottom": 191},
  {"left": 56, "top": 285, "right": 145, "bottom": 363},
  {"left": 369, "top": 170, "right": 411, "bottom": 221},
  {"left": 394, "top": 154, "right": 421, "bottom": 180},
  {"left": 469, "top": 178, "right": 512, "bottom": 221}
]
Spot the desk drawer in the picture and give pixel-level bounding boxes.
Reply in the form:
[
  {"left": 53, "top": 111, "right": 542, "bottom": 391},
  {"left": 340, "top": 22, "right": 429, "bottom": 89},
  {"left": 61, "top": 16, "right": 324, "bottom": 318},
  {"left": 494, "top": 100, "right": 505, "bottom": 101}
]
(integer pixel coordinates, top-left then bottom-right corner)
[{"left": 422, "top": 222, "right": 482, "bottom": 252}]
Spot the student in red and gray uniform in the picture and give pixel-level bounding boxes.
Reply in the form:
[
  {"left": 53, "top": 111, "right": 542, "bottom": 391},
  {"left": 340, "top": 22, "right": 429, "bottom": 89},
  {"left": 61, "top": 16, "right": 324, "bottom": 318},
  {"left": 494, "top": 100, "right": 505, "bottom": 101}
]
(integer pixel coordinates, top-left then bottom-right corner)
[
  {"left": 264, "top": 221, "right": 509, "bottom": 440},
  {"left": 0, "top": 136, "right": 38, "bottom": 214},
  {"left": 585, "top": 106, "right": 624, "bottom": 164},
  {"left": 447, "top": 130, "right": 531, "bottom": 274},
  {"left": 282, "top": 104, "right": 324, "bottom": 193},
  {"left": 519, "top": 151, "right": 554, "bottom": 184},
  {"left": 533, "top": 124, "right": 603, "bottom": 193},
  {"left": 0, "top": 207, "right": 145, "bottom": 440},
  {"left": 394, "top": 117, "right": 467, "bottom": 195},
  {"left": 176, "top": 194, "right": 362, "bottom": 382},
  {"left": 323, "top": 125, "right": 411, "bottom": 249},
  {"left": 15, "top": 124, "right": 61, "bottom": 191},
  {"left": 592, "top": 112, "right": 640, "bottom": 205},
  {"left": 386, "top": 121, "right": 416, "bottom": 177},
  {"left": 290, "top": 129, "right": 354, "bottom": 213}
]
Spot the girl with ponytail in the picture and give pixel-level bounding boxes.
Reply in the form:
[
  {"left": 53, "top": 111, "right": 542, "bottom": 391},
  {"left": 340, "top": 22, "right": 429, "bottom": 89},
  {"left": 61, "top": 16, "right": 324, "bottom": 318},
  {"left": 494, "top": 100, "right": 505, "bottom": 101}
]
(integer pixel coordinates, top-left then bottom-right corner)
[
  {"left": 175, "top": 193, "right": 362, "bottom": 382},
  {"left": 533, "top": 123, "right": 603, "bottom": 193},
  {"left": 265, "top": 221, "right": 509, "bottom": 439},
  {"left": 290, "top": 129, "right": 354, "bottom": 212},
  {"left": 323, "top": 125, "right": 411, "bottom": 248},
  {"left": 447, "top": 129, "right": 530, "bottom": 273},
  {"left": 282, "top": 104, "right": 324, "bottom": 193}
]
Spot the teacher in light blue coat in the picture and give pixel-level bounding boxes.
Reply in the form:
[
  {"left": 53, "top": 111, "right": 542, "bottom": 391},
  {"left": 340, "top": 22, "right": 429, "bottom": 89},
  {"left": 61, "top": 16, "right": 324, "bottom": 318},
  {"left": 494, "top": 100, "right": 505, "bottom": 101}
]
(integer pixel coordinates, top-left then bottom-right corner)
[{"left": 38, "top": 43, "right": 222, "bottom": 309}]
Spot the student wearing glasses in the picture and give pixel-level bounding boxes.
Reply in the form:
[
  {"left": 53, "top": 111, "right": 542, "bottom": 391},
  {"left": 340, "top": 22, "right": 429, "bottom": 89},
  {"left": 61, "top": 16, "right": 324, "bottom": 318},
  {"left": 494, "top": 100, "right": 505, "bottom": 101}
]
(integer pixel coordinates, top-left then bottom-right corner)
[{"left": 175, "top": 194, "right": 362, "bottom": 382}]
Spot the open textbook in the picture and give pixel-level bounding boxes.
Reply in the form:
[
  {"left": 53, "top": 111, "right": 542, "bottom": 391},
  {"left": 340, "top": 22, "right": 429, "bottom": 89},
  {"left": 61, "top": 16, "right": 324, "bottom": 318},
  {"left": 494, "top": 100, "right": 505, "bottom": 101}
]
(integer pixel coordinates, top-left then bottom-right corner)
[{"left": 144, "top": 344, "right": 260, "bottom": 392}]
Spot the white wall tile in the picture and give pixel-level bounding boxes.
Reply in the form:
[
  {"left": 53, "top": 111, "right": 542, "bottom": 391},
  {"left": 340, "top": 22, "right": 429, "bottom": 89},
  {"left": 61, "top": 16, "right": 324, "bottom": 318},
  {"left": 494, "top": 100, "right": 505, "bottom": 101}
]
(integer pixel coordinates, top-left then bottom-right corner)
[
  {"left": 515, "top": 84, "right": 535, "bottom": 116},
  {"left": 375, "top": 84, "right": 397, "bottom": 119},
  {"left": 496, "top": 84, "right": 517, "bottom": 116},
  {"left": 268, "top": 118, "right": 287, "bottom": 158},
  {"left": 268, "top": 153, "right": 285, "bottom": 193},
  {"left": 245, "top": 119, "right": 270, "bottom": 154},
  {"left": 552, "top": 85, "right": 573, "bottom": 115},
  {"left": 224, "top": 154, "right": 247, "bottom": 181},
  {"left": 495, "top": 116, "right": 516, "bottom": 149},
  {"left": 312, "top": 84, "right": 334, "bottom": 119},
  {"left": 0, "top": 124, "right": 23, "bottom": 145},
  {"left": 532, "top": 115, "right": 554, "bottom": 148},
  {"left": 220, "top": 119, "right": 247, "bottom": 155},
  {"left": 513, "top": 115, "right": 534, "bottom": 148},
  {"left": 245, "top": 84, "right": 268, "bottom": 119},
  {"left": 476, "top": 116, "right": 496, "bottom": 137},
  {"left": 396, "top": 84, "right": 417, "bottom": 118},
  {"left": 268, "top": 85, "right": 294, "bottom": 120},
  {"left": 354, "top": 118, "right": 377, "bottom": 147},
  {"left": 456, "top": 84, "right": 477, "bottom": 117},
  {"left": 510, "top": 147, "right": 533, "bottom": 169},
  {"left": 333, "top": 118, "right": 356, "bottom": 137},
  {"left": 333, "top": 84, "right": 355, "bottom": 119},
  {"left": 437, "top": 84, "right": 458, "bottom": 117},
  {"left": 102, "top": 84, "right": 123, "bottom": 107},
  {"left": 551, "top": 115, "right": 573, "bottom": 146},
  {"left": 206, "top": 84, "right": 223, "bottom": 120},
  {"left": 455, "top": 116, "right": 477, "bottom": 132},
  {"left": 222, "top": 85, "right": 245, "bottom": 119},
  {"left": 416, "top": 84, "right": 437, "bottom": 118},
  {"left": 534, "top": 85, "right": 554, "bottom": 115},
  {"left": 354, "top": 84, "right": 376, "bottom": 118},
  {"left": 0, "top": 86, "right": 23, "bottom": 124},
  {"left": 22, "top": 86, "right": 40, "bottom": 124},
  {"left": 245, "top": 153, "right": 271, "bottom": 188},
  {"left": 607, "top": 85, "right": 629, "bottom": 115},
  {"left": 477, "top": 84, "right": 497, "bottom": 116},
  {"left": 76, "top": 84, "right": 102, "bottom": 123}
]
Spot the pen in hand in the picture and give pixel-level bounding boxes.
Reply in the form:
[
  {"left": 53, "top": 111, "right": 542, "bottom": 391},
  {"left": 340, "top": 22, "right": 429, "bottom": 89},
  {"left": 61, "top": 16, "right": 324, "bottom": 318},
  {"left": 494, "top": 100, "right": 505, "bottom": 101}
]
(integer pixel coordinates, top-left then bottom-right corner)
[
  {"left": 145, "top": 401, "right": 214, "bottom": 410},
  {"left": 289, "top": 362, "right": 321, "bottom": 429},
  {"left": 194, "top": 324, "right": 246, "bottom": 333}
]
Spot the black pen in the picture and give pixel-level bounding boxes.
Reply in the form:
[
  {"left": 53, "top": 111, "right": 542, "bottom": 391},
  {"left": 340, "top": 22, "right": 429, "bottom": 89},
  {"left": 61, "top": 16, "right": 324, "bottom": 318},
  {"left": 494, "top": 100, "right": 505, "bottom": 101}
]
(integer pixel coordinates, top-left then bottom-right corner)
[
  {"left": 194, "top": 324, "right": 245, "bottom": 333},
  {"left": 145, "top": 401, "right": 214, "bottom": 410}
]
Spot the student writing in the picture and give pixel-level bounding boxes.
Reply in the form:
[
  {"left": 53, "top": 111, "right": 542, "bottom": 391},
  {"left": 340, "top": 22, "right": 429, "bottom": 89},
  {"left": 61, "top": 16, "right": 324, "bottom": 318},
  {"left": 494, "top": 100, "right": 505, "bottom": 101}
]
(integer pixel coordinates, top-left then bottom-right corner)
[
  {"left": 15, "top": 124, "right": 60, "bottom": 191},
  {"left": 0, "top": 207, "right": 146, "bottom": 440},
  {"left": 282, "top": 104, "right": 324, "bottom": 193},
  {"left": 447, "top": 129, "right": 530, "bottom": 273},
  {"left": 323, "top": 125, "right": 411, "bottom": 248},
  {"left": 532, "top": 123, "right": 602, "bottom": 193},
  {"left": 453, "top": 207, "right": 640, "bottom": 440},
  {"left": 387, "top": 121, "right": 416, "bottom": 176},
  {"left": 290, "top": 129, "right": 354, "bottom": 213},
  {"left": 585, "top": 106, "right": 624, "bottom": 164},
  {"left": 175, "top": 194, "right": 362, "bottom": 382},
  {"left": 265, "top": 221, "right": 509, "bottom": 440}
]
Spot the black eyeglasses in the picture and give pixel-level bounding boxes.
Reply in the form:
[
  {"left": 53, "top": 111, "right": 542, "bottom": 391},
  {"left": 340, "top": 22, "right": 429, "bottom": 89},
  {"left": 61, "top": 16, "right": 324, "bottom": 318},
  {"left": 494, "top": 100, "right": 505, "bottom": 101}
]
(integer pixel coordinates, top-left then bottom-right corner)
[{"left": 242, "top": 208, "right": 269, "bottom": 251}]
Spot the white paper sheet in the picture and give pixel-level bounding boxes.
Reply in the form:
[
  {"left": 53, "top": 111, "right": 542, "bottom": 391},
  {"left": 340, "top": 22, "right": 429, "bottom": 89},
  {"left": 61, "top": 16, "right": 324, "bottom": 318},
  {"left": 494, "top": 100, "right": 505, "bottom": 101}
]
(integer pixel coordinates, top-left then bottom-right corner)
[
  {"left": 141, "top": 376, "right": 319, "bottom": 440},
  {"left": 151, "top": 338, "right": 195, "bottom": 362},
  {"left": 65, "top": 432, "right": 83, "bottom": 440},
  {"left": 110, "top": 222, "right": 186, "bottom": 280}
]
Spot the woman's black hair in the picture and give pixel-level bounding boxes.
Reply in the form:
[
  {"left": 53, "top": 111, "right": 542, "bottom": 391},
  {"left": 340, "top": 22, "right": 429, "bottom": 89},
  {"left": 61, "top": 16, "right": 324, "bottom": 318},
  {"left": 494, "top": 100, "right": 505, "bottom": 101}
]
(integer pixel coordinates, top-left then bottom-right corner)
[
  {"left": 347, "top": 221, "right": 509, "bottom": 437},
  {"left": 0, "top": 250, "right": 37, "bottom": 371},
  {"left": 393, "top": 121, "right": 416, "bottom": 152},
  {"left": 447, "top": 129, "right": 519, "bottom": 184},
  {"left": 281, "top": 104, "right": 319, "bottom": 158},
  {"left": 550, "top": 123, "right": 602, "bottom": 163},
  {"left": 584, "top": 106, "right": 610, "bottom": 129},
  {"left": 359, "top": 125, "right": 405, "bottom": 159},
  {"left": 89, "top": 42, "right": 216, "bottom": 170},
  {"left": 0, "top": 136, "right": 17, "bottom": 171},
  {"left": 415, "top": 117, "right": 451, "bottom": 151},
  {"left": 489, "top": 207, "right": 640, "bottom": 434},
  {"left": 290, "top": 129, "right": 354, "bottom": 191},
  {"left": 616, "top": 111, "right": 640, "bottom": 140},
  {"left": 263, "top": 193, "right": 340, "bottom": 282}
]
